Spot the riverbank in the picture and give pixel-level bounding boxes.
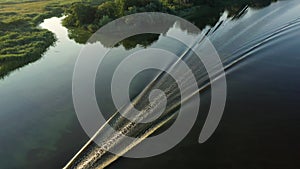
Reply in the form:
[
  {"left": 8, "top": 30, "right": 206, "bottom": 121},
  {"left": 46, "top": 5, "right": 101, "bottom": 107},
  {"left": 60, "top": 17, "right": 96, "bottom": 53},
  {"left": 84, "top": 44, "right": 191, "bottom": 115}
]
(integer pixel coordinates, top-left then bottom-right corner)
[
  {"left": 0, "top": 16, "right": 89, "bottom": 169},
  {"left": 0, "top": 0, "right": 277, "bottom": 79},
  {"left": 62, "top": 0, "right": 276, "bottom": 44},
  {"left": 0, "top": 0, "right": 79, "bottom": 78}
]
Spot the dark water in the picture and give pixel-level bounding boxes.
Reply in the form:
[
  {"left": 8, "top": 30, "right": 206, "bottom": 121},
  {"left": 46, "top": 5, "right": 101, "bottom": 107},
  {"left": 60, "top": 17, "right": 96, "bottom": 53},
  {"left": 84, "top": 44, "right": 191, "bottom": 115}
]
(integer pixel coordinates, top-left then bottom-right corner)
[
  {"left": 0, "top": 0, "right": 300, "bottom": 169},
  {"left": 108, "top": 1, "right": 300, "bottom": 169}
]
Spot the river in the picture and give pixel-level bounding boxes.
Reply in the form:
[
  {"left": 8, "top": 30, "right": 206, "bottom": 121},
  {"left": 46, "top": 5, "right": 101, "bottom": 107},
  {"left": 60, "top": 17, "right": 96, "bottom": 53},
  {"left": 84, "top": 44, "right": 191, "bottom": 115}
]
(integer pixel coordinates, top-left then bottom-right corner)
[{"left": 0, "top": 0, "right": 300, "bottom": 169}]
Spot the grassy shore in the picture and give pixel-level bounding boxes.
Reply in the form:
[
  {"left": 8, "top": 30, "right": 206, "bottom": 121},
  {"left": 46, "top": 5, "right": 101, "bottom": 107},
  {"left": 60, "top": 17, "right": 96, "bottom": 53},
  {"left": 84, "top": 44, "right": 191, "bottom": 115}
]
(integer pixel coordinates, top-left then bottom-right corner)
[{"left": 0, "top": 0, "right": 79, "bottom": 78}]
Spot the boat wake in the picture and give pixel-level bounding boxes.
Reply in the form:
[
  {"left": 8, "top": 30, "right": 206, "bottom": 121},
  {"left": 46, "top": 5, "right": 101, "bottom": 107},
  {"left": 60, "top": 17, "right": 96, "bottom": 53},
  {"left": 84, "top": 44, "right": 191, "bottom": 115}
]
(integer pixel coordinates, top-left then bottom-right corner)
[{"left": 64, "top": 1, "right": 300, "bottom": 168}]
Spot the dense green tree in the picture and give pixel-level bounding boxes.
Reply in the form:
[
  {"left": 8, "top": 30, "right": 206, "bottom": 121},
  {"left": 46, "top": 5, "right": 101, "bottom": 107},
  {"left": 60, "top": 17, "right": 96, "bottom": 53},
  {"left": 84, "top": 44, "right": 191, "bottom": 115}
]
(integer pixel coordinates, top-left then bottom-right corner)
[
  {"left": 114, "top": 0, "right": 125, "bottom": 16},
  {"left": 63, "top": 3, "right": 96, "bottom": 27},
  {"left": 96, "top": 1, "right": 118, "bottom": 19},
  {"left": 98, "top": 15, "right": 113, "bottom": 27}
]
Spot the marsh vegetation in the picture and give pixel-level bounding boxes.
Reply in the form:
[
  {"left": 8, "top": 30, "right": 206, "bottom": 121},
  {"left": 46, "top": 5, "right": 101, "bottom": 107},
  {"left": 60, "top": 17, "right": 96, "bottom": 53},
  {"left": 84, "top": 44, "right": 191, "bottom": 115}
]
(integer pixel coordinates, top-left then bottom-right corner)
[{"left": 0, "top": 0, "right": 78, "bottom": 78}]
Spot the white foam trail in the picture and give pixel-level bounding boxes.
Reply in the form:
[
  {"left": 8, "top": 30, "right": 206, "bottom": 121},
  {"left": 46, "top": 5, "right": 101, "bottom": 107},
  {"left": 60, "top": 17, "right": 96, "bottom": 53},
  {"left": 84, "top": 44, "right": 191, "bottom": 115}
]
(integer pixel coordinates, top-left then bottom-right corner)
[{"left": 64, "top": 10, "right": 300, "bottom": 169}]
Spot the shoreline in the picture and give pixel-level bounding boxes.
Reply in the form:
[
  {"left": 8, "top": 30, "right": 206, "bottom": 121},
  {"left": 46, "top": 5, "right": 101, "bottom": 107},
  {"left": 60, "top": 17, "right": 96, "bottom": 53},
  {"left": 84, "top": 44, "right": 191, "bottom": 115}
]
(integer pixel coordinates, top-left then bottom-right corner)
[{"left": 0, "top": 0, "right": 78, "bottom": 79}]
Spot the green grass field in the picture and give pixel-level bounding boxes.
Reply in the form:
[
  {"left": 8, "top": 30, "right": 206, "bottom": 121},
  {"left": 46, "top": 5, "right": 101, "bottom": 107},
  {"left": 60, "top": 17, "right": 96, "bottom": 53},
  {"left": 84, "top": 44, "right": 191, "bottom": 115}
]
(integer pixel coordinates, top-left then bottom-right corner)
[{"left": 0, "top": 0, "right": 79, "bottom": 78}]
